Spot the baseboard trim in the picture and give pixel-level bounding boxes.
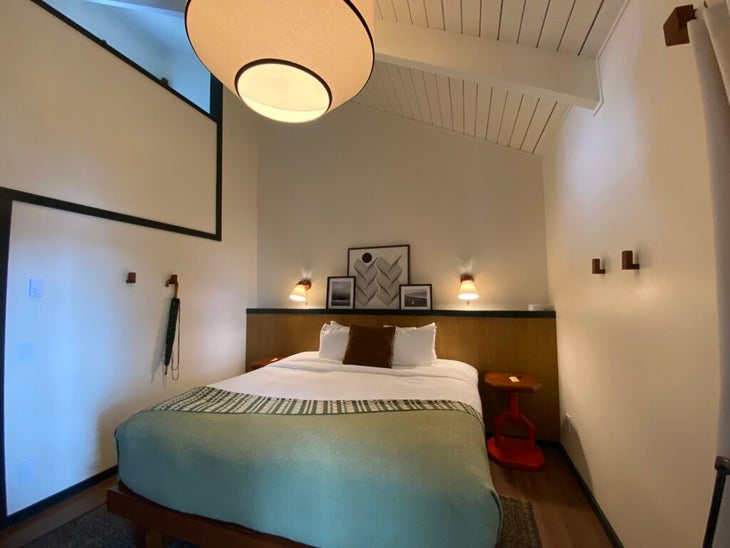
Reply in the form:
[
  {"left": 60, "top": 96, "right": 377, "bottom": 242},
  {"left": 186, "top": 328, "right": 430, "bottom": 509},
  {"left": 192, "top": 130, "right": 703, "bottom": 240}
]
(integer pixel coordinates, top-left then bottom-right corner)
[
  {"left": 0, "top": 466, "right": 117, "bottom": 530},
  {"left": 558, "top": 445, "right": 624, "bottom": 548}
]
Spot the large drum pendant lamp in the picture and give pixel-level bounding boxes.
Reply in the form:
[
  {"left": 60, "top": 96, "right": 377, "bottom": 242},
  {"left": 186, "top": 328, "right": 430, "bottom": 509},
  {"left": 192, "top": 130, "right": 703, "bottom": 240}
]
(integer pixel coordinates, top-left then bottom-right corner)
[{"left": 185, "top": 1, "right": 375, "bottom": 123}]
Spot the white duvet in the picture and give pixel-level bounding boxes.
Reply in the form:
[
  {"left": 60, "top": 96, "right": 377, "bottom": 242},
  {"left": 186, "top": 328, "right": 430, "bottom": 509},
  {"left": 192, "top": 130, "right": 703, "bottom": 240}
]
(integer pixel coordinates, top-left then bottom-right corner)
[{"left": 210, "top": 351, "right": 483, "bottom": 418}]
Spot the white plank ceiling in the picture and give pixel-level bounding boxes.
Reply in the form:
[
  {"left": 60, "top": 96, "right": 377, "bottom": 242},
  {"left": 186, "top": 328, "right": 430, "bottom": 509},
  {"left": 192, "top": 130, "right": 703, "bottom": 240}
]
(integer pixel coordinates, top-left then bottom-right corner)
[
  {"left": 356, "top": 0, "right": 627, "bottom": 155},
  {"left": 79, "top": 0, "right": 626, "bottom": 155}
]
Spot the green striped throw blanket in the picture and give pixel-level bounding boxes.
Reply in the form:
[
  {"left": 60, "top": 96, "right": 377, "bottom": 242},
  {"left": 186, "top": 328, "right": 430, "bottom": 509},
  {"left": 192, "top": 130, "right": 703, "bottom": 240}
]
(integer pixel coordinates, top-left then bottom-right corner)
[{"left": 147, "top": 386, "right": 482, "bottom": 423}]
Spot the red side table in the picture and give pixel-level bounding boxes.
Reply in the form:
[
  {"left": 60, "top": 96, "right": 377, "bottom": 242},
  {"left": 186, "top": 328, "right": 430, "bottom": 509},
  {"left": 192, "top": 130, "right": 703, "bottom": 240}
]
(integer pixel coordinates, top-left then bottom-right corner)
[{"left": 485, "top": 372, "right": 545, "bottom": 471}]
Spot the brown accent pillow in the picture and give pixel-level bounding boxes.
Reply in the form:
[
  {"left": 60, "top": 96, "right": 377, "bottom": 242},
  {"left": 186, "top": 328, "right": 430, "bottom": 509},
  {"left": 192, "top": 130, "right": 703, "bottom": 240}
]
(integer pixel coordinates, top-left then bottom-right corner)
[{"left": 342, "top": 325, "right": 396, "bottom": 368}]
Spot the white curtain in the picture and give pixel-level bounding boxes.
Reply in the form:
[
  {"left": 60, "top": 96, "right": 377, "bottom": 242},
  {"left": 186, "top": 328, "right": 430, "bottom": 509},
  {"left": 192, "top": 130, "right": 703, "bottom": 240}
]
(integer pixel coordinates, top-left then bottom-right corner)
[{"left": 688, "top": 2, "right": 730, "bottom": 546}]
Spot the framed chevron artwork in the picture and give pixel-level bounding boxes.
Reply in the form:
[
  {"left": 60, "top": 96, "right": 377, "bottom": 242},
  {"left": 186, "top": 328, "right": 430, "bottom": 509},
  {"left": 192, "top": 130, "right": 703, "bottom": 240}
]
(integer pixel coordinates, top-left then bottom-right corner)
[{"left": 348, "top": 245, "right": 410, "bottom": 309}]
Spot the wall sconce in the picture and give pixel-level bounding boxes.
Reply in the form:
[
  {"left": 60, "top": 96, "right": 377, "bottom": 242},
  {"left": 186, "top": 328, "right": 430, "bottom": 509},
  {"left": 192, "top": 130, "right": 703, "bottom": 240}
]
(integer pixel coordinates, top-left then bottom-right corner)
[
  {"left": 458, "top": 274, "right": 479, "bottom": 304},
  {"left": 289, "top": 279, "right": 312, "bottom": 304}
]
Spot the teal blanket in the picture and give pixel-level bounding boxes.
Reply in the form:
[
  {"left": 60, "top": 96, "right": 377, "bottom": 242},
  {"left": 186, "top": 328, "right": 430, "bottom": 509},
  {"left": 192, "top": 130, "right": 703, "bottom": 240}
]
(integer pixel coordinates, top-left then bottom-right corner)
[{"left": 116, "top": 390, "right": 502, "bottom": 547}]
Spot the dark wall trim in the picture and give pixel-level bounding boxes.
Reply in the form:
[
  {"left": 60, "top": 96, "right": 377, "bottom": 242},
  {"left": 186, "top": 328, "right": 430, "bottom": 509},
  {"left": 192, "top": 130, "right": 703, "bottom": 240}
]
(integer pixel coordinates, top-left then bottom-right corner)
[
  {"left": 210, "top": 78, "right": 224, "bottom": 238},
  {"left": 559, "top": 445, "right": 624, "bottom": 547},
  {"left": 3, "top": 188, "right": 219, "bottom": 240},
  {"left": 0, "top": 198, "right": 12, "bottom": 521},
  {"left": 247, "top": 308, "right": 557, "bottom": 318},
  {"left": 1, "top": 466, "right": 117, "bottom": 529}
]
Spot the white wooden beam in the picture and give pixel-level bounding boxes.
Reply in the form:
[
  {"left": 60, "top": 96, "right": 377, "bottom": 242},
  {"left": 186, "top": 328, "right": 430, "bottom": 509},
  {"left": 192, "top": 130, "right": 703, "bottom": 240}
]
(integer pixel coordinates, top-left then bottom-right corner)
[{"left": 373, "top": 19, "right": 600, "bottom": 110}]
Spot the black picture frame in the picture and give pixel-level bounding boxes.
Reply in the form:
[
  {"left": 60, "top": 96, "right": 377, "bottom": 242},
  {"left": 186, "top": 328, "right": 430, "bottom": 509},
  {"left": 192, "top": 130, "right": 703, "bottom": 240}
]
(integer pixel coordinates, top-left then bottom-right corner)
[
  {"left": 326, "top": 276, "right": 356, "bottom": 309},
  {"left": 400, "top": 284, "right": 432, "bottom": 310},
  {"left": 347, "top": 244, "right": 410, "bottom": 309}
]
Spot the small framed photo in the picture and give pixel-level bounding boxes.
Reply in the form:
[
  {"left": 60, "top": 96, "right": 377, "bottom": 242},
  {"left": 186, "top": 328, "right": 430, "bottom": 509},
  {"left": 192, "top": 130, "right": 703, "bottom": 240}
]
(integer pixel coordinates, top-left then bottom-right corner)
[
  {"left": 399, "top": 284, "right": 432, "bottom": 310},
  {"left": 326, "top": 276, "right": 356, "bottom": 309}
]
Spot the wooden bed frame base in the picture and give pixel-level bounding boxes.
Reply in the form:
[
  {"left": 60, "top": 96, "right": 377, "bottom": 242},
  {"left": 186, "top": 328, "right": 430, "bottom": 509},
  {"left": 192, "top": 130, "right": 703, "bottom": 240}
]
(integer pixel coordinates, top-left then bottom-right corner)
[{"left": 106, "top": 482, "right": 308, "bottom": 548}]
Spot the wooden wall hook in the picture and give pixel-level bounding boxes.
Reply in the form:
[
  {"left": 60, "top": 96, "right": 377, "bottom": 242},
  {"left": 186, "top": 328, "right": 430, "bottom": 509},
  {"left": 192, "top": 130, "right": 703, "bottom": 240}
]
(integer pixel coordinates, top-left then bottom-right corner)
[
  {"left": 591, "top": 258, "right": 606, "bottom": 275},
  {"left": 621, "top": 250, "right": 640, "bottom": 270},
  {"left": 663, "top": 5, "right": 696, "bottom": 46},
  {"left": 126, "top": 272, "right": 136, "bottom": 284},
  {"left": 166, "top": 274, "right": 180, "bottom": 298}
]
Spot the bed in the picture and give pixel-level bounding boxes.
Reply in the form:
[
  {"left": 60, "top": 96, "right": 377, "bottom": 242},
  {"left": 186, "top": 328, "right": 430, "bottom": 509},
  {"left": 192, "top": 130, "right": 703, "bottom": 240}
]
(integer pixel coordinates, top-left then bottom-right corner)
[{"left": 112, "top": 324, "right": 502, "bottom": 547}]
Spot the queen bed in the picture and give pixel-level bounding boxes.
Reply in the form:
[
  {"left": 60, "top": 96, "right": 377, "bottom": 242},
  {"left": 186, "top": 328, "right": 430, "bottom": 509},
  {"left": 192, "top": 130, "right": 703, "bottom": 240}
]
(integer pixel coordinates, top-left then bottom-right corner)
[{"left": 112, "top": 323, "right": 502, "bottom": 547}]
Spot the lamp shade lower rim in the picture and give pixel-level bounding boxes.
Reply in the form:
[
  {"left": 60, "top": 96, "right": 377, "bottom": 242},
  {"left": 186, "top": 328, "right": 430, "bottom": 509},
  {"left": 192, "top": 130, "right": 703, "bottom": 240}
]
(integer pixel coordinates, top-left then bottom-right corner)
[{"left": 235, "top": 60, "right": 331, "bottom": 123}]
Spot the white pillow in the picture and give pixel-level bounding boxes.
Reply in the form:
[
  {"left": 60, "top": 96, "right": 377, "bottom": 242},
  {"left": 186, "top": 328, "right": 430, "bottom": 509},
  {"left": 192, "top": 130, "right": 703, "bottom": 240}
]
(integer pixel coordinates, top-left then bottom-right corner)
[
  {"left": 391, "top": 323, "right": 437, "bottom": 366},
  {"left": 318, "top": 321, "right": 349, "bottom": 361}
]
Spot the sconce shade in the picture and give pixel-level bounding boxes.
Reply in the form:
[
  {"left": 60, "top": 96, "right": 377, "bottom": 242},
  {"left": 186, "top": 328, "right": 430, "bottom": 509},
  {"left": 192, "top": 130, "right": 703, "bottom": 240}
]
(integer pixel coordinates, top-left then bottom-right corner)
[
  {"left": 185, "top": 0, "right": 374, "bottom": 123},
  {"left": 458, "top": 275, "right": 479, "bottom": 301},
  {"left": 289, "top": 279, "right": 312, "bottom": 302}
]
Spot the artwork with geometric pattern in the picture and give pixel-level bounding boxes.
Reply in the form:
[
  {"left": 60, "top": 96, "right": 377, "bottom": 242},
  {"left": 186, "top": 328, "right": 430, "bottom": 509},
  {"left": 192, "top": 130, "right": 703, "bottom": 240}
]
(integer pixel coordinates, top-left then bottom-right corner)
[{"left": 348, "top": 245, "right": 410, "bottom": 309}]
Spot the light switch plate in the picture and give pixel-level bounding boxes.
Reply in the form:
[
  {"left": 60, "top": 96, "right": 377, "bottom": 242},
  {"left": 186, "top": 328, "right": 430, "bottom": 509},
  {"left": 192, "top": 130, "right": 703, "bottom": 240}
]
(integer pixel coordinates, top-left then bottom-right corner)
[{"left": 29, "top": 278, "right": 44, "bottom": 298}]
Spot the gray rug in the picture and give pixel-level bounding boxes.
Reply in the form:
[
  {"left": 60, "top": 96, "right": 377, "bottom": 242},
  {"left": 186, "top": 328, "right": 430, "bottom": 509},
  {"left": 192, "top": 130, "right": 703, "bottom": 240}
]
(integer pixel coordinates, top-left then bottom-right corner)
[{"left": 25, "top": 494, "right": 540, "bottom": 547}]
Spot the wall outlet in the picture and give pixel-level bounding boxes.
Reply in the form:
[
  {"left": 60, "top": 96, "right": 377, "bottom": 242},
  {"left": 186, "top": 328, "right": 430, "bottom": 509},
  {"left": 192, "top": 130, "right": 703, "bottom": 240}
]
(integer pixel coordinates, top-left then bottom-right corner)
[{"left": 28, "top": 278, "right": 44, "bottom": 298}]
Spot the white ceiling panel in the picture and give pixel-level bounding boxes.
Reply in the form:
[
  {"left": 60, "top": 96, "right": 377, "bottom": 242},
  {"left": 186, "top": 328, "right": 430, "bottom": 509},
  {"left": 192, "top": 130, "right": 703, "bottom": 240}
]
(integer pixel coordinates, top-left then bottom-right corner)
[
  {"left": 463, "top": 81, "right": 478, "bottom": 137},
  {"left": 486, "top": 87, "right": 508, "bottom": 144},
  {"left": 480, "top": 0, "right": 501, "bottom": 40},
  {"left": 360, "top": 0, "right": 627, "bottom": 154},
  {"left": 423, "top": 0, "right": 445, "bottom": 30},
  {"left": 461, "top": 0, "right": 482, "bottom": 37},
  {"left": 510, "top": 94, "right": 540, "bottom": 149},
  {"left": 442, "top": 0, "right": 462, "bottom": 33},
  {"left": 498, "top": 91, "right": 524, "bottom": 146},
  {"left": 392, "top": 0, "right": 412, "bottom": 24},
  {"left": 88, "top": 0, "right": 628, "bottom": 153},
  {"left": 500, "top": 0, "right": 526, "bottom": 43},
  {"left": 408, "top": 0, "right": 429, "bottom": 28},
  {"left": 559, "top": 0, "right": 605, "bottom": 54},
  {"left": 475, "top": 84, "right": 492, "bottom": 139},
  {"left": 537, "top": 0, "right": 576, "bottom": 50},
  {"left": 436, "top": 75, "right": 453, "bottom": 130},
  {"left": 580, "top": 0, "right": 626, "bottom": 57},
  {"left": 520, "top": 1, "right": 551, "bottom": 47}
]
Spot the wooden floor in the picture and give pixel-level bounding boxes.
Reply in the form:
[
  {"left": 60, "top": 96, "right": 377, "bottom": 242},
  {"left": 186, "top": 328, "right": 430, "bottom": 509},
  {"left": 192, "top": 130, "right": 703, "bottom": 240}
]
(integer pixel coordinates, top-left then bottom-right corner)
[
  {"left": 490, "top": 446, "right": 614, "bottom": 548},
  {"left": 0, "top": 446, "right": 612, "bottom": 548}
]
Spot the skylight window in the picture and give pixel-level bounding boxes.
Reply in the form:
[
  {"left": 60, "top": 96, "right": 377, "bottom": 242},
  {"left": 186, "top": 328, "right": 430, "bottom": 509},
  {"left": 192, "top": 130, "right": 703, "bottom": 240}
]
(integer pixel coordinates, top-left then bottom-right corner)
[{"left": 43, "top": 0, "right": 212, "bottom": 113}]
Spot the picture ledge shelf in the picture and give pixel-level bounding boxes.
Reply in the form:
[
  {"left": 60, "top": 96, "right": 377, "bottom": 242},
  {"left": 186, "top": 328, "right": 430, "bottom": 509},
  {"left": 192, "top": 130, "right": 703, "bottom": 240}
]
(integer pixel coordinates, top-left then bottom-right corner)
[{"left": 246, "top": 308, "right": 556, "bottom": 319}]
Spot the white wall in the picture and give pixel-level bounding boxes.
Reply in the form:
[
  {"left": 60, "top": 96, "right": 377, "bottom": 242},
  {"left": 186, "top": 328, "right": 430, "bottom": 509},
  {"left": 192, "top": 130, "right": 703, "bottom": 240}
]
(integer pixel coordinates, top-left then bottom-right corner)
[
  {"left": 258, "top": 104, "right": 547, "bottom": 310},
  {"left": 44, "top": 0, "right": 211, "bottom": 112},
  {"left": 542, "top": 1, "right": 720, "bottom": 546},
  {"left": 1, "top": 1, "right": 217, "bottom": 233},
  {"left": 2, "top": 3, "right": 258, "bottom": 514},
  {"left": 44, "top": 0, "right": 171, "bottom": 78}
]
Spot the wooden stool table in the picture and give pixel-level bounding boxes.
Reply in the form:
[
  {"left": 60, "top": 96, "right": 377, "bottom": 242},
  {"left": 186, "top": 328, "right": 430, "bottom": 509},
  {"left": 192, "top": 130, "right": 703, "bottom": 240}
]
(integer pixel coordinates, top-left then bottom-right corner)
[{"left": 485, "top": 372, "right": 545, "bottom": 471}]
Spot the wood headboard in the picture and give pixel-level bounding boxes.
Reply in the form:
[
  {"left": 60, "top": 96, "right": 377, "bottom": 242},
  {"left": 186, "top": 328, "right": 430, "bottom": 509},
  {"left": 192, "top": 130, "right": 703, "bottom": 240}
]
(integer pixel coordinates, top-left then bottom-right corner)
[{"left": 245, "top": 309, "right": 560, "bottom": 441}]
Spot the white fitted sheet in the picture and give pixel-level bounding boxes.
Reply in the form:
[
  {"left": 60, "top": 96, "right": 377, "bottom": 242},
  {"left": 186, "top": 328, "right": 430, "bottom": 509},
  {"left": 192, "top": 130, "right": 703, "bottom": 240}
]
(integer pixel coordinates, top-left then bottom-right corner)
[{"left": 210, "top": 351, "right": 483, "bottom": 417}]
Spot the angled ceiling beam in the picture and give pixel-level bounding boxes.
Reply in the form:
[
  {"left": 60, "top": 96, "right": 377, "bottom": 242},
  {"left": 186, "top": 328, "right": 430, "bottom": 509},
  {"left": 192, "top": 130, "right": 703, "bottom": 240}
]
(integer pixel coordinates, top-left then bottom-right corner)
[{"left": 374, "top": 19, "right": 600, "bottom": 110}]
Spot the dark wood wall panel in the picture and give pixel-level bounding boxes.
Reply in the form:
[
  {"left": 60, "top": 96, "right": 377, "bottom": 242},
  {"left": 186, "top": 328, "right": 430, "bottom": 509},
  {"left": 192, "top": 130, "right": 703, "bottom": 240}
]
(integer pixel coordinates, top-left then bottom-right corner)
[{"left": 245, "top": 311, "right": 560, "bottom": 441}]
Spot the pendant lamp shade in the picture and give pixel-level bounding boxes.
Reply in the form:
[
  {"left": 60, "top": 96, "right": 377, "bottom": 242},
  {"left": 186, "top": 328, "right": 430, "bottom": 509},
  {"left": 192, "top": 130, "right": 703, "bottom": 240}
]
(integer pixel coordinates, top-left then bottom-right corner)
[{"left": 185, "top": 0, "right": 375, "bottom": 123}]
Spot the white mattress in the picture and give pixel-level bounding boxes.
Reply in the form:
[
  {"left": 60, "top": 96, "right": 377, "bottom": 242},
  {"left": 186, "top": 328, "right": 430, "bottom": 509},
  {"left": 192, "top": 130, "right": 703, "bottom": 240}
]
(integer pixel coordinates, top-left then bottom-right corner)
[{"left": 210, "top": 351, "right": 483, "bottom": 417}]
